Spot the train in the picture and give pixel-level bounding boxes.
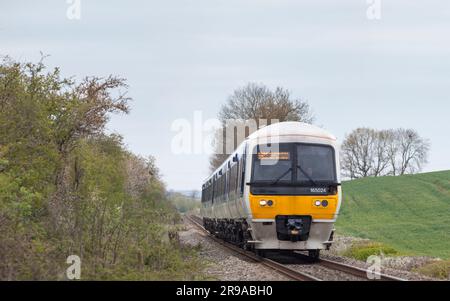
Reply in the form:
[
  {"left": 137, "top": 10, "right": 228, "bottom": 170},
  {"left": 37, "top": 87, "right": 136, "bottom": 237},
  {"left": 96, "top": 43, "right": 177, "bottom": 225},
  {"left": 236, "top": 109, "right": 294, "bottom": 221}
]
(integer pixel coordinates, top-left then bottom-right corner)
[{"left": 200, "top": 121, "right": 342, "bottom": 260}]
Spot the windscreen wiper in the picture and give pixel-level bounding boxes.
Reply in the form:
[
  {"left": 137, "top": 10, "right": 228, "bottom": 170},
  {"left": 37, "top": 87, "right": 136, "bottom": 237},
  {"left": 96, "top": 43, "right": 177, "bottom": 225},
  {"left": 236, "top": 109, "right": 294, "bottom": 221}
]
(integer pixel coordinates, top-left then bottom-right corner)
[
  {"left": 270, "top": 167, "right": 292, "bottom": 186},
  {"left": 296, "top": 165, "right": 318, "bottom": 187}
]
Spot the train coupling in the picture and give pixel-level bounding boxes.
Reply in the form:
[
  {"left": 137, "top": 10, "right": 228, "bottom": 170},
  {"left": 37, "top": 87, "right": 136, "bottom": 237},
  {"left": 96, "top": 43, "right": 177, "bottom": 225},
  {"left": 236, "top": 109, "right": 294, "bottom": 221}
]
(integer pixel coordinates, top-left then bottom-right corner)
[{"left": 275, "top": 215, "right": 312, "bottom": 242}]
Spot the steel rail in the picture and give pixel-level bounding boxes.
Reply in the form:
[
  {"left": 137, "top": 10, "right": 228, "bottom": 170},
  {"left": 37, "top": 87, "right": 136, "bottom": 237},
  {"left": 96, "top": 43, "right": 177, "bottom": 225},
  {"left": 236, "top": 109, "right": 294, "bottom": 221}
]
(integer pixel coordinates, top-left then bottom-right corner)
[
  {"left": 318, "top": 258, "right": 406, "bottom": 281},
  {"left": 291, "top": 251, "right": 407, "bottom": 281}
]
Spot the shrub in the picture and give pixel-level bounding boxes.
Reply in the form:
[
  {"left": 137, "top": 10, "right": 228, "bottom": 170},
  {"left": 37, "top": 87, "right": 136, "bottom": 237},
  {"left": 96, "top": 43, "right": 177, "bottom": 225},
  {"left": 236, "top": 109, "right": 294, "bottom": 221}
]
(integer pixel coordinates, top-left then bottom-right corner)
[
  {"left": 414, "top": 260, "right": 450, "bottom": 279},
  {"left": 343, "top": 242, "right": 399, "bottom": 261},
  {"left": 0, "top": 57, "right": 205, "bottom": 280}
]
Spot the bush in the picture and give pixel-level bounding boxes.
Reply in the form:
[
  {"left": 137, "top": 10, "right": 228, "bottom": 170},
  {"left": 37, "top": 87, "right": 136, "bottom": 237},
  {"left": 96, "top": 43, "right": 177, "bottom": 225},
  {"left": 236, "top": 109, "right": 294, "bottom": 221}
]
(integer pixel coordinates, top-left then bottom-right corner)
[
  {"left": 0, "top": 57, "right": 205, "bottom": 280},
  {"left": 414, "top": 260, "right": 450, "bottom": 279},
  {"left": 343, "top": 242, "right": 399, "bottom": 261}
]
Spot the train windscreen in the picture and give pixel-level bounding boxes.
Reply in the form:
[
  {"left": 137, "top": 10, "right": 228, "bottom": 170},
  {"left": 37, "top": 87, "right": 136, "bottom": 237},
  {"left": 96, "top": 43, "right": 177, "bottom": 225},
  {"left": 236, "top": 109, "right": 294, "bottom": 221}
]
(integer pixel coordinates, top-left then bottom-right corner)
[
  {"left": 296, "top": 144, "right": 336, "bottom": 183},
  {"left": 250, "top": 143, "right": 337, "bottom": 195}
]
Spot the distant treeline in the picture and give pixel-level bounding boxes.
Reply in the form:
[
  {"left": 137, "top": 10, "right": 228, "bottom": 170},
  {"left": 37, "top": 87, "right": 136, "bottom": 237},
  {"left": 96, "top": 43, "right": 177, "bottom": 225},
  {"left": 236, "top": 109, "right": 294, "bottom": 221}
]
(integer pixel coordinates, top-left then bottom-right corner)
[
  {"left": 0, "top": 57, "right": 202, "bottom": 280},
  {"left": 208, "top": 83, "right": 430, "bottom": 179},
  {"left": 168, "top": 191, "right": 200, "bottom": 213},
  {"left": 341, "top": 128, "right": 430, "bottom": 179}
]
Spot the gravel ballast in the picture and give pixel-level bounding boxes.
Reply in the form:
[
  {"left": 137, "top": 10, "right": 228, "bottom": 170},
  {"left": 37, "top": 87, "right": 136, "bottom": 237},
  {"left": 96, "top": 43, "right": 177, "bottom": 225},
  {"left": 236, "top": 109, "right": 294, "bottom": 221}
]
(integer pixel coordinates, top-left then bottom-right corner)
[
  {"left": 322, "top": 234, "right": 442, "bottom": 281},
  {"left": 179, "top": 218, "right": 290, "bottom": 281},
  {"left": 180, "top": 217, "right": 444, "bottom": 281}
]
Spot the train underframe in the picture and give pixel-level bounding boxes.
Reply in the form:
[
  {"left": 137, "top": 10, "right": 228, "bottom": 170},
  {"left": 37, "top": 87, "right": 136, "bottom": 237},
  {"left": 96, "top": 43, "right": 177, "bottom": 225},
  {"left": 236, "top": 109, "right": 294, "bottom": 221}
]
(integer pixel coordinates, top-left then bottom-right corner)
[
  {"left": 203, "top": 217, "right": 252, "bottom": 248},
  {"left": 203, "top": 217, "right": 334, "bottom": 260}
]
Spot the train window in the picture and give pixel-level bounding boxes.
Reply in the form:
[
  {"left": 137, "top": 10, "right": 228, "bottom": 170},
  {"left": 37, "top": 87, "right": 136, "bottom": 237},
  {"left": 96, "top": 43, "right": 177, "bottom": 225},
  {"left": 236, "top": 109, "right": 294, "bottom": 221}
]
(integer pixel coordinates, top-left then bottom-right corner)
[
  {"left": 229, "top": 168, "right": 233, "bottom": 198},
  {"left": 220, "top": 179, "right": 223, "bottom": 200},
  {"left": 296, "top": 144, "right": 336, "bottom": 182},
  {"left": 230, "top": 168, "right": 234, "bottom": 196},
  {"left": 220, "top": 175, "right": 222, "bottom": 198},
  {"left": 209, "top": 185, "right": 212, "bottom": 202},
  {"left": 250, "top": 143, "right": 337, "bottom": 195},
  {"left": 212, "top": 177, "right": 217, "bottom": 203},
  {"left": 237, "top": 159, "right": 241, "bottom": 195},
  {"left": 235, "top": 160, "right": 239, "bottom": 195},
  {"left": 216, "top": 176, "right": 220, "bottom": 202},
  {"left": 224, "top": 173, "right": 227, "bottom": 198},
  {"left": 229, "top": 163, "right": 237, "bottom": 199},
  {"left": 219, "top": 174, "right": 224, "bottom": 202},
  {"left": 217, "top": 174, "right": 221, "bottom": 202},
  {"left": 252, "top": 144, "right": 293, "bottom": 182},
  {"left": 201, "top": 188, "right": 205, "bottom": 203},
  {"left": 239, "top": 150, "right": 246, "bottom": 196},
  {"left": 223, "top": 170, "right": 226, "bottom": 199},
  {"left": 225, "top": 169, "right": 230, "bottom": 198},
  {"left": 223, "top": 172, "right": 226, "bottom": 200}
]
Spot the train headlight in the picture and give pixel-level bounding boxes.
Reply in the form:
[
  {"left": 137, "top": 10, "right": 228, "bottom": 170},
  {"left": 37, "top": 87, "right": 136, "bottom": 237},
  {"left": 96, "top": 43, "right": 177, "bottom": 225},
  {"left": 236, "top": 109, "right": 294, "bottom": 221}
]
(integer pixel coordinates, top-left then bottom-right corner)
[
  {"left": 267, "top": 200, "right": 273, "bottom": 206},
  {"left": 314, "top": 200, "right": 321, "bottom": 207},
  {"left": 259, "top": 200, "right": 267, "bottom": 206},
  {"left": 322, "top": 200, "right": 329, "bottom": 207}
]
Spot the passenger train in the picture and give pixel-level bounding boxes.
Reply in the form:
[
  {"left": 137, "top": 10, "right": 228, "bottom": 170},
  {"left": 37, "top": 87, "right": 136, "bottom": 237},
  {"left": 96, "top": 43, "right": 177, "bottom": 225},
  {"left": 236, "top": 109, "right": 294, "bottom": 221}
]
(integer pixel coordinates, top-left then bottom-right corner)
[{"left": 200, "top": 122, "right": 341, "bottom": 259}]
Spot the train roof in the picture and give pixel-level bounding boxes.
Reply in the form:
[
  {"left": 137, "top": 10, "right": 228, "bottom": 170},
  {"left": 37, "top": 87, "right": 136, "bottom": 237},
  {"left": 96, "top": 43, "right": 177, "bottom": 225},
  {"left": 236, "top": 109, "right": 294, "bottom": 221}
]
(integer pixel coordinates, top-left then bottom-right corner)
[
  {"left": 247, "top": 121, "right": 336, "bottom": 141},
  {"left": 202, "top": 122, "right": 336, "bottom": 186}
]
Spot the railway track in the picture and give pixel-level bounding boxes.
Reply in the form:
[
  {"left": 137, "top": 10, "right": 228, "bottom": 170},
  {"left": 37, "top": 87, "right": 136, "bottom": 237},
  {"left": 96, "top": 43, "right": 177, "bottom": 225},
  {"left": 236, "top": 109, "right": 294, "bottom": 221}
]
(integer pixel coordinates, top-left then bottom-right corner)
[
  {"left": 291, "top": 252, "right": 406, "bottom": 281},
  {"left": 185, "top": 215, "right": 406, "bottom": 281},
  {"left": 186, "top": 215, "right": 321, "bottom": 281}
]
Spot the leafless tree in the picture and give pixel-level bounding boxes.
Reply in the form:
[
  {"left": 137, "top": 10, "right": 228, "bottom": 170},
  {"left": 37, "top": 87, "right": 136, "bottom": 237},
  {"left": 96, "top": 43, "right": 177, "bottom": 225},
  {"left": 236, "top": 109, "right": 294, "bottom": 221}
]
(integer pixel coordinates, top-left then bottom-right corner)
[
  {"left": 219, "top": 83, "right": 314, "bottom": 124},
  {"left": 209, "top": 83, "right": 314, "bottom": 171},
  {"left": 341, "top": 127, "right": 430, "bottom": 179},
  {"left": 372, "top": 130, "right": 391, "bottom": 177},
  {"left": 386, "top": 130, "right": 400, "bottom": 176},
  {"left": 341, "top": 128, "right": 376, "bottom": 179},
  {"left": 391, "top": 129, "right": 430, "bottom": 175}
]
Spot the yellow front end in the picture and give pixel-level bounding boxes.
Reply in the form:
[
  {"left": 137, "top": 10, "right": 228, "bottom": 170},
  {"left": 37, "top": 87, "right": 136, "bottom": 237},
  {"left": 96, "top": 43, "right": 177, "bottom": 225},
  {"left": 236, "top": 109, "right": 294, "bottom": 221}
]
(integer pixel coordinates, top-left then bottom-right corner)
[{"left": 249, "top": 193, "right": 339, "bottom": 221}]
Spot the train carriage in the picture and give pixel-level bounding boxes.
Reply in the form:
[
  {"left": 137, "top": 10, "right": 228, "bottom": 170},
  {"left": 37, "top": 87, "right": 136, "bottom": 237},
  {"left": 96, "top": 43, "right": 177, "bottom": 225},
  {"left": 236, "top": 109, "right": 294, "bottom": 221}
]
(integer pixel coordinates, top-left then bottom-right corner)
[{"left": 201, "top": 122, "right": 341, "bottom": 259}]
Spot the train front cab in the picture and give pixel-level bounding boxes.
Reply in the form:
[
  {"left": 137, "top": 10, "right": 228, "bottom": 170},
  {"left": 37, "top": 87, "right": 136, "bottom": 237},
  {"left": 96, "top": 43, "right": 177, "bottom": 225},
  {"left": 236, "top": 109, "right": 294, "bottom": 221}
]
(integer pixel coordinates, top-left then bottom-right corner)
[{"left": 245, "top": 136, "right": 341, "bottom": 255}]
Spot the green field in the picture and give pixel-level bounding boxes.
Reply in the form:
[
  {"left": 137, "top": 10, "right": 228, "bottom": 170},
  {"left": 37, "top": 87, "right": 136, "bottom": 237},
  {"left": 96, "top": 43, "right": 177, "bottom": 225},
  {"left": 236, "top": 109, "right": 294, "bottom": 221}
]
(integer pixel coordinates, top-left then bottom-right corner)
[{"left": 336, "top": 170, "right": 450, "bottom": 259}]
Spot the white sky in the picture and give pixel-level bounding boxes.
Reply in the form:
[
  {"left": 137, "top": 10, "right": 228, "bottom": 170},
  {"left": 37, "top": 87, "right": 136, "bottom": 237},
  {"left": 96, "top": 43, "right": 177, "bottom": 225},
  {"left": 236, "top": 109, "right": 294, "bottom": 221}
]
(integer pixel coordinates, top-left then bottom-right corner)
[{"left": 1, "top": 0, "right": 449, "bottom": 190}]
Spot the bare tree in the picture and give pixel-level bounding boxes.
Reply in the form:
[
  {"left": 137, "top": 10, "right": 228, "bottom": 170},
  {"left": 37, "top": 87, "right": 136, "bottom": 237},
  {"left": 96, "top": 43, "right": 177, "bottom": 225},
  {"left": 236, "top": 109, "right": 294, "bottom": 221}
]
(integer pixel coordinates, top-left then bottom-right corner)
[
  {"left": 386, "top": 130, "right": 400, "bottom": 176},
  {"left": 372, "top": 130, "right": 391, "bottom": 177},
  {"left": 341, "top": 128, "right": 376, "bottom": 179},
  {"left": 209, "top": 83, "right": 314, "bottom": 171},
  {"left": 392, "top": 129, "right": 430, "bottom": 175},
  {"left": 341, "top": 127, "right": 430, "bottom": 179},
  {"left": 219, "top": 83, "right": 314, "bottom": 124}
]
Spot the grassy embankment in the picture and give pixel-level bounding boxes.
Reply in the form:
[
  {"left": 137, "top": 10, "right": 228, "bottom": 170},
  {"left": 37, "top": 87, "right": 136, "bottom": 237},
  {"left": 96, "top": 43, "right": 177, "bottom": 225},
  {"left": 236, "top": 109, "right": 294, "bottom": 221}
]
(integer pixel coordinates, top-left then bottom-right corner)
[
  {"left": 336, "top": 170, "right": 450, "bottom": 278},
  {"left": 337, "top": 170, "right": 450, "bottom": 259}
]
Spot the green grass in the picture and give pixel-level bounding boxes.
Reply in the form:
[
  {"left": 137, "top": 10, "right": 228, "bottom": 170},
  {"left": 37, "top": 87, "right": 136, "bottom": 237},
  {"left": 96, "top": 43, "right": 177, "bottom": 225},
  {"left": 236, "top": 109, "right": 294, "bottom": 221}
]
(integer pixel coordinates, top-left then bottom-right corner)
[{"left": 336, "top": 170, "right": 450, "bottom": 259}]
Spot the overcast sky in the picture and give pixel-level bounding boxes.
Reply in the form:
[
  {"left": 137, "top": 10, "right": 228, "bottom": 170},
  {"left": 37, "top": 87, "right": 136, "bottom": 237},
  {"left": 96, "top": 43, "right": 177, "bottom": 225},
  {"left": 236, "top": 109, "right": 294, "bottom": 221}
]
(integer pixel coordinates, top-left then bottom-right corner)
[{"left": 1, "top": 0, "right": 449, "bottom": 190}]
